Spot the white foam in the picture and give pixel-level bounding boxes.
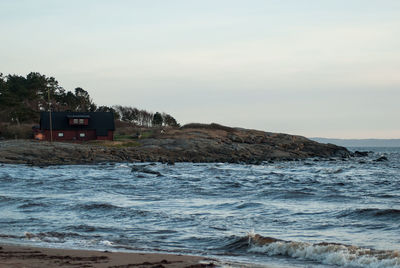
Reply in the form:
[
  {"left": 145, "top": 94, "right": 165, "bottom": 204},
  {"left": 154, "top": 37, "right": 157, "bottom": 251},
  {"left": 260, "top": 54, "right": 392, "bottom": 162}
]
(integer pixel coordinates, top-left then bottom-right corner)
[
  {"left": 249, "top": 241, "right": 400, "bottom": 268},
  {"left": 100, "top": 240, "right": 113, "bottom": 246}
]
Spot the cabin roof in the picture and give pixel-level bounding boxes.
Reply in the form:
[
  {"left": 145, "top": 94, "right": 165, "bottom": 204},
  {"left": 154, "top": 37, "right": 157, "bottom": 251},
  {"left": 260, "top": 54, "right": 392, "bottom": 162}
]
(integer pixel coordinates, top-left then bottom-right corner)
[
  {"left": 66, "top": 114, "right": 91, "bottom": 119},
  {"left": 40, "top": 112, "right": 115, "bottom": 131}
]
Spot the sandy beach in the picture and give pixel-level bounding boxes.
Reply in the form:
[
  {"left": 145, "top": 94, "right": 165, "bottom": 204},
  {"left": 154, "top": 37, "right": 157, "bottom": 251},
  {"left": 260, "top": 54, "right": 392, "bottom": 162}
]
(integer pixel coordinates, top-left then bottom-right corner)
[{"left": 0, "top": 244, "right": 216, "bottom": 268}]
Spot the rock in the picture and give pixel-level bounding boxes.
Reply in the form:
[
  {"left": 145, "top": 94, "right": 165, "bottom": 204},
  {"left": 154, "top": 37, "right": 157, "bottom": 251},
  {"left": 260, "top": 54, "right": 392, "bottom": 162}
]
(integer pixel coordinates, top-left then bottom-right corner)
[
  {"left": 353, "top": 151, "right": 369, "bottom": 157},
  {"left": 131, "top": 165, "right": 162, "bottom": 176},
  {"left": 374, "top": 156, "right": 388, "bottom": 162}
]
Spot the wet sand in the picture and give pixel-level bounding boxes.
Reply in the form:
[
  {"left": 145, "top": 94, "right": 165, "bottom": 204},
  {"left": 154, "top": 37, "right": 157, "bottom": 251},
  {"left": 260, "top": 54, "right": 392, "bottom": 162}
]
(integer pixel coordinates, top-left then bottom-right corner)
[{"left": 0, "top": 244, "right": 216, "bottom": 268}]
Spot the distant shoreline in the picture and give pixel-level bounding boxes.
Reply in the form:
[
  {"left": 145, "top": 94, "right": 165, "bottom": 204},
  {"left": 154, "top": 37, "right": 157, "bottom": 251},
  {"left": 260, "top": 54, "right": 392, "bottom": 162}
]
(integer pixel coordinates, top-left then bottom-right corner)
[
  {"left": 0, "top": 125, "right": 351, "bottom": 166},
  {"left": 310, "top": 138, "right": 400, "bottom": 147}
]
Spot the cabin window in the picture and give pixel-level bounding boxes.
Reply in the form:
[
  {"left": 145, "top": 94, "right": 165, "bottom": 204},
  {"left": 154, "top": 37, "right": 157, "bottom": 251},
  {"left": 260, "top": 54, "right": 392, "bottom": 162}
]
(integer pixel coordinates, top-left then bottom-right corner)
[
  {"left": 80, "top": 133, "right": 85, "bottom": 137},
  {"left": 58, "top": 133, "right": 64, "bottom": 137},
  {"left": 79, "top": 118, "right": 84, "bottom": 124},
  {"left": 73, "top": 118, "right": 78, "bottom": 124}
]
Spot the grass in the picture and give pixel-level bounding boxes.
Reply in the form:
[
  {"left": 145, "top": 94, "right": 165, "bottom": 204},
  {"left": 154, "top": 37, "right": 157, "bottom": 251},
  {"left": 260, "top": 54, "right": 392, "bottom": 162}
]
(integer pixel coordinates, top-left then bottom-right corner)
[
  {"left": 139, "top": 131, "right": 155, "bottom": 139},
  {"left": 87, "top": 140, "right": 141, "bottom": 148},
  {"left": 114, "top": 134, "right": 136, "bottom": 141},
  {"left": 107, "top": 141, "right": 141, "bottom": 148}
]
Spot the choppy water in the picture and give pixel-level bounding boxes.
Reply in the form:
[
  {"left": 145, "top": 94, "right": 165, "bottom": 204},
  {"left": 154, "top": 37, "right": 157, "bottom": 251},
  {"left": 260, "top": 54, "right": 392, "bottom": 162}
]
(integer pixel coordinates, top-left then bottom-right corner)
[{"left": 0, "top": 147, "right": 399, "bottom": 267}]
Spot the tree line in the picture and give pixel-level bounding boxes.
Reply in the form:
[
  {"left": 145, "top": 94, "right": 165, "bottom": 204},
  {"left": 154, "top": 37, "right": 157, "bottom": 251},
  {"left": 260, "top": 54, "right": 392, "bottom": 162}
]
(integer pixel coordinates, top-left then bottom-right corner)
[{"left": 0, "top": 72, "right": 179, "bottom": 127}]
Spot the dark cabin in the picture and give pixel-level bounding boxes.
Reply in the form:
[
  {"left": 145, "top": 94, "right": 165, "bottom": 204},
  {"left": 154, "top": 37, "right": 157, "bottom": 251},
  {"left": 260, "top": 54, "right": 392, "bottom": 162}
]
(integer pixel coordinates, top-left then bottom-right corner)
[{"left": 38, "top": 112, "right": 115, "bottom": 141}]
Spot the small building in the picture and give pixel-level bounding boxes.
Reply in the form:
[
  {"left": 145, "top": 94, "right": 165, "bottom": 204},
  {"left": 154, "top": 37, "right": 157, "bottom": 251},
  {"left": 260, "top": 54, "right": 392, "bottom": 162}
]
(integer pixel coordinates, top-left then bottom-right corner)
[{"left": 38, "top": 111, "right": 115, "bottom": 141}]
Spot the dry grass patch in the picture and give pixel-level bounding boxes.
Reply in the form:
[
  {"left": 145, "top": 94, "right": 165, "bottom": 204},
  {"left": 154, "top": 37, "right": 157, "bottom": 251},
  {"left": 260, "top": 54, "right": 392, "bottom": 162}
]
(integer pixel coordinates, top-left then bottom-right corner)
[{"left": 87, "top": 140, "right": 141, "bottom": 148}]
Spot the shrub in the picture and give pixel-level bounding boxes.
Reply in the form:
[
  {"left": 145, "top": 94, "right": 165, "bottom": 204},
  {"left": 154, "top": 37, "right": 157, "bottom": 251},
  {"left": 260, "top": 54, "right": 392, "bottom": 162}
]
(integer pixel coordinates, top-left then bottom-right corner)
[{"left": 0, "top": 123, "right": 34, "bottom": 139}]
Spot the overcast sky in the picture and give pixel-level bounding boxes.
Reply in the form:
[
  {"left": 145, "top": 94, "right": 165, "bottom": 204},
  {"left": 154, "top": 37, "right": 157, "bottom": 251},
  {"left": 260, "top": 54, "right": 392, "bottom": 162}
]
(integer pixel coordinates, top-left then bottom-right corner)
[{"left": 1, "top": 0, "right": 399, "bottom": 138}]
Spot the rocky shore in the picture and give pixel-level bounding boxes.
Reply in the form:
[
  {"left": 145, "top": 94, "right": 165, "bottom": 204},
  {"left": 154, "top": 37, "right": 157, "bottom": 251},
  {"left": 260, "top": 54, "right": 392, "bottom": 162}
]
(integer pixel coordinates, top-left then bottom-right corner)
[{"left": 0, "top": 124, "right": 351, "bottom": 166}]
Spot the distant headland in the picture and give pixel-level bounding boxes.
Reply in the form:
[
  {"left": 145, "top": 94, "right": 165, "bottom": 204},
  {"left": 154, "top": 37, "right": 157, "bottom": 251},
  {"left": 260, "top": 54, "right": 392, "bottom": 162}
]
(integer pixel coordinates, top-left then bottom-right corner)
[
  {"left": 310, "top": 138, "right": 400, "bottom": 148},
  {"left": 0, "top": 123, "right": 352, "bottom": 166},
  {"left": 0, "top": 72, "right": 352, "bottom": 166}
]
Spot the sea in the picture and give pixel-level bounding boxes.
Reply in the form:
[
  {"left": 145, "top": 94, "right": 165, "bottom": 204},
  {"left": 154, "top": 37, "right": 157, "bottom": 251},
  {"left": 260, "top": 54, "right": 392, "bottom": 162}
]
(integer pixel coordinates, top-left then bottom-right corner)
[{"left": 0, "top": 147, "right": 399, "bottom": 267}]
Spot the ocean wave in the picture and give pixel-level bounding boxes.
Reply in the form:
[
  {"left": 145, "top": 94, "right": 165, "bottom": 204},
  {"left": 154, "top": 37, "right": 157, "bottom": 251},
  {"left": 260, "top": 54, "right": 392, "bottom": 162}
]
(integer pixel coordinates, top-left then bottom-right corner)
[
  {"left": 0, "top": 233, "right": 25, "bottom": 239},
  {"left": 278, "top": 190, "right": 315, "bottom": 199},
  {"left": 0, "top": 195, "right": 19, "bottom": 203},
  {"left": 77, "top": 202, "right": 121, "bottom": 211},
  {"left": 235, "top": 202, "right": 263, "bottom": 209},
  {"left": 66, "top": 224, "right": 97, "bottom": 232},
  {"left": 245, "top": 234, "right": 400, "bottom": 268},
  {"left": 18, "top": 201, "right": 49, "bottom": 209},
  {"left": 317, "top": 168, "right": 345, "bottom": 174},
  {"left": 0, "top": 175, "right": 14, "bottom": 183},
  {"left": 338, "top": 208, "right": 400, "bottom": 220},
  {"left": 24, "top": 231, "right": 83, "bottom": 243},
  {"left": 65, "top": 224, "right": 119, "bottom": 233},
  {"left": 219, "top": 235, "right": 251, "bottom": 251}
]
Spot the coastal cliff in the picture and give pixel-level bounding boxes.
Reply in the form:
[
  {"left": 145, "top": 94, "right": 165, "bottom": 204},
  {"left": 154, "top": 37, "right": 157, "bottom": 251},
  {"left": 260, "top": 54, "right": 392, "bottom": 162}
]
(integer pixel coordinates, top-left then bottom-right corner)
[{"left": 0, "top": 124, "right": 351, "bottom": 166}]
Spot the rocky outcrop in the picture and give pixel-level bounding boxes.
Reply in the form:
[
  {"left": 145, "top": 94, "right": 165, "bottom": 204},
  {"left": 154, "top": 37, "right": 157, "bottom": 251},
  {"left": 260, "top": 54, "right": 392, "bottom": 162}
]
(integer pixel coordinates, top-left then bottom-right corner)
[
  {"left": 374, "top": 156, "right": 388, "bottom": 162},
  {"left": 0, "top": 124, "right": 351, "bottom": 166}
]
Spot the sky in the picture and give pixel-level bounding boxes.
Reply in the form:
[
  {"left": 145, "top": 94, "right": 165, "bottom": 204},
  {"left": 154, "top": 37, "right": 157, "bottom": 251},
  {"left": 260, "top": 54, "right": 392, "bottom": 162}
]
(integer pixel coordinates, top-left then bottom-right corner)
[{"left": 1, "top": 0, "right": 399, "bottom": 138}]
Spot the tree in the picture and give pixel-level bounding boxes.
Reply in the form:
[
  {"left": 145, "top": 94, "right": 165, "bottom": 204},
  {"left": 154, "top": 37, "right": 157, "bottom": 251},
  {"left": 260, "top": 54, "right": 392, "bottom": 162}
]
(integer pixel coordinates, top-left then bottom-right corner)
[
  {"left": 0, "top": 72, "right": 99, "bottom": 123},
  {"left": 1, "top": 74, "right": 39, "bottom": 123},
  {"left": 61, "top": 91, "right": 79, "bottom": 111},
  {"left": 162, "top": 113, "right": 179, "bottom": 127},
  {"left": 26, "top": 72, "right": 56, "bottom": 111},
  {"left": 114, "top": 105, "right": 131, "bottom": 122},
  {"left": 97, "top": 105, "right": 120, "bottom": 120},
  {"left": 0, "top": 72, "right": 179, "bottom": 128},
  {"left": 141, "top": 110, "right": 153, "bottom": 127},
  {"left": 152, "top": 112, "right": 163, "bottom": 127},
  {"left": 74, "top": 87, "right": 96, "bottom": 112}
]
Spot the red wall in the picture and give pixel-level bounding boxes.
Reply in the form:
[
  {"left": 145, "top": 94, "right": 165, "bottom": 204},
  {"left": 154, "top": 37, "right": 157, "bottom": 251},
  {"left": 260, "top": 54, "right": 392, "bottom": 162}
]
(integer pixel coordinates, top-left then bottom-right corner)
[
  {"left": 42, "top": 129, "right": 114, "bottom": 141},
  {"left": 96, "top": 130, "right": 114, "bottom": 141}
]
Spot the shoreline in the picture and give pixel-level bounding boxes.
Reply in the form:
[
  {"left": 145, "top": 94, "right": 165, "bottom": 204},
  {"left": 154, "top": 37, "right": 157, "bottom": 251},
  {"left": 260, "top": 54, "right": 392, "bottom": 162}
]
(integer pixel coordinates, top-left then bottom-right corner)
[
  {"left": 0, "top": 243, "right": 217, "bottom": 268},
  {"left": 0, "top": 125, "right": 351, "bottom": 166}
]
